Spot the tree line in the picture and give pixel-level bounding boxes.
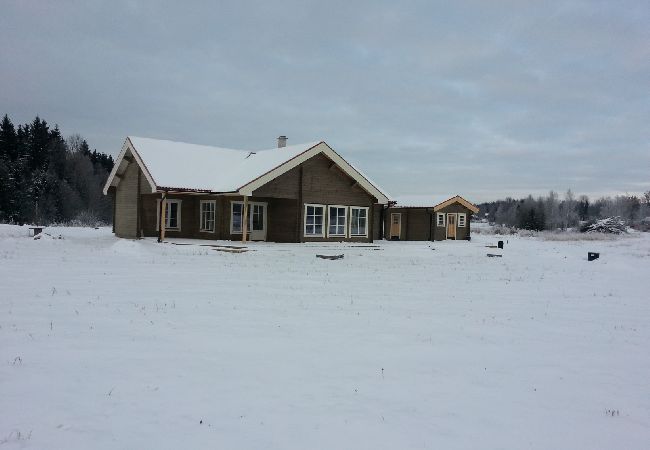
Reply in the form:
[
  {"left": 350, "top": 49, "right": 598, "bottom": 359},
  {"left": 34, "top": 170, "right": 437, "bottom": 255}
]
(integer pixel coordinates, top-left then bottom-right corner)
[
  {"left": 478, "top": 190, "right": 650, "bottom": 231},
  {"left": 0, "top": 114, "right": 114, "bottom": 225}
]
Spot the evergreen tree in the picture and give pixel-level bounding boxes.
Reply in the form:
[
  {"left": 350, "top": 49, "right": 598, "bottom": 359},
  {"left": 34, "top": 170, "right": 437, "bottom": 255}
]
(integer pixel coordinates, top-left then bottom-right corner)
[{"left": 0, "top": 114, "right": 114, "bottom": 225}]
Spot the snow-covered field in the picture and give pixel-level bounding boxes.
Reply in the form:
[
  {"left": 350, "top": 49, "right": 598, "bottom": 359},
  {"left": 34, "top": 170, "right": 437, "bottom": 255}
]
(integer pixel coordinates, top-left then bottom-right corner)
[{"left": 1, "top": 224, "right": 649, "bottom": 449}]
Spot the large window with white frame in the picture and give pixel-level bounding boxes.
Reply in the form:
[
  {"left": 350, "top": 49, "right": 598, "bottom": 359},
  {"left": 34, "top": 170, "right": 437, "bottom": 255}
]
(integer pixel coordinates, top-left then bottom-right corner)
[
  {"left": 458, "top": 213, "right": 466, "bottom": 227},
  {"left": 304, "top": 204, "right": 325, "bottom": 237},
  {"left": 349, "top": 206, "right": 369, "bottom": 237},
  {"left": 200, "top": 200, "right": 216, "bottom": 232},
  {"left": 328, "top": 205, "right": 347, "bottom": 237},
  {"left": 436, "top": 213, "right": 445, "bottom": 227},
  {"left": 157, "top": 199, "right": 182, "bottom": 230}
]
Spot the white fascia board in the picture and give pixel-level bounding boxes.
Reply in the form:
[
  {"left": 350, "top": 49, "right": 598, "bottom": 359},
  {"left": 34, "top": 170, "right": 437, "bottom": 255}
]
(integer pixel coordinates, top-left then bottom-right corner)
[
  {"left": 102, "top": 137, "right": 158, "bottom": 195},
  {"left": 102, "top": 139, "right": 129, "bottom": 195},
  {"left": 237, "top": 142, "right": 390, "bottom": 204}
]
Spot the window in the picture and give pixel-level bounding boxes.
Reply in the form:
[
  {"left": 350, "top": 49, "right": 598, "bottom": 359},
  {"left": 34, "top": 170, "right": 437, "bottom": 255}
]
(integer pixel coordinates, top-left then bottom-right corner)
[
  {"left": 230, "top": 202, "right": 243, "bottom": 234},
  {"left": 458, "top": 213, "right": 466, "bottom": 227},
  {"left": 350, "top": 206, "right": 369, "bottom": 236},
  {"left": 157, "top": 199, "right": 182, "bottom": 230},
  {"left": 328, "top": 206, "right": 347, "bottom": 237},
  {"left": 200, "top": 200, "right": 216, "bottom": 232},
  {"left": 304, "top": 204, "right": 325, "bottom": 236},
  {"left": 251, "top": 204, "right": 265, "bottom": 231},
  {"left": 436, "top": 213, "right": 445, "bottom": 227}
]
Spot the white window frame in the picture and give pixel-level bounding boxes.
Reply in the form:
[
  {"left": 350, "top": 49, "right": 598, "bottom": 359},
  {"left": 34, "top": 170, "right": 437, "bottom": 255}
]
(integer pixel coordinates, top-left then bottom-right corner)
[
  {"left": 156, "top": 199, "right": 182, "bottom": 231},
  {"left": 304, "top": 203, "right": 325, "bottom": 237},
  {"left": 436, "top": 213, "right": 446, "bottom": 227},
  {"left": 199, "top": 200, "right": 216, "bottom": 232},
  {"left": 458, "top": 213, "right": 466, "bottom": 227},
  {"left": 327, "top": 205, "right": 348, "bottom": 237},
  {"left": 249, "top": 202, "right": 268, "bottom": 234},
  {"left": 349, "top": 206, "right": 369, "bottom": 237},
  {"left": 230, "top": 201, "right": 268, "bottom": 235}
]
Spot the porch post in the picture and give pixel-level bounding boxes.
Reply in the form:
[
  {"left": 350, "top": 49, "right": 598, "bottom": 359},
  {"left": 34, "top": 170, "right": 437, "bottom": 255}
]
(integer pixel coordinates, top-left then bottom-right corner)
[
  {"left": 242, "top": 195, "right": 249, "bottom": 243},
  {"left": 158, "top": 192, "right": 167, "bottom": 243}
]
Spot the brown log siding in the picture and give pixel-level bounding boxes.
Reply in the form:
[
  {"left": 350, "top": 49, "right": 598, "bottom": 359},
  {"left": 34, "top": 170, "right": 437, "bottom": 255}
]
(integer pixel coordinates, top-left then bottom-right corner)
[
  {"left": 433, "top": 203, "right": 473, "bottom": 241},
  {"left": 385, "top": 203, "right": 474, "bottom": 241},
  {"left": 134, "top": 152, "right": 378, "bottom": 243}
]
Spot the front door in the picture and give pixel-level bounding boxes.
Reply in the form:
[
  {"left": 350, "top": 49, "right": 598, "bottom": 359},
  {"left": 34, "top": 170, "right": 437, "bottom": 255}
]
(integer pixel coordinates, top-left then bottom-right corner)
[
  {"left": 447, "top": 213, "right": 456, "bottom": 239},
  {"left": 249, "top": 203, "right": 267, "bottom": 241},
  {"left": 390, "top": 213, "right": 401, "bottom": 240}
]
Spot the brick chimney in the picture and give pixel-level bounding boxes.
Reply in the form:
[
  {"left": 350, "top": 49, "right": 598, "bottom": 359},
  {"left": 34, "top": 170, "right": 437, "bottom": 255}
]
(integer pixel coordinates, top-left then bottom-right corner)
[{"left": 277, "top": 135, "right": 287, "bottom": 148}]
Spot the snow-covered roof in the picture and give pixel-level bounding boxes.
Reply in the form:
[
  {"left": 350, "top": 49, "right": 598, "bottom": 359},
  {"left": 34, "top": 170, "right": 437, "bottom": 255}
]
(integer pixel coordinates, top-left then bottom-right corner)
[
  {"left": 392, "top": 195, "right": 479, "bottom": 213},
  {"left": 103, "top": 136, "right": 391, "bottom": 203},
  {"left": 393, "top": 195, "right": 458, "bottom": 208},
  {"left": 129, "top": 136, "right": 319, "bottom": 192}
]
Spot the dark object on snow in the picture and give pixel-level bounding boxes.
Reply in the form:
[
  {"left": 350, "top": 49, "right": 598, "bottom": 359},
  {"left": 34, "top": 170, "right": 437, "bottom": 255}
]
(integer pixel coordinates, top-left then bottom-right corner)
[
  {"left": 316, "top": 254, "right": 344, "bottom": 260},
  {"left": 487, "top": 253, "right": 503, "bottom": 258},
  {"left": 498, "top": 240, "right": 504, "bottom": 249},
  {"left": 213, "top": 248, "right": 250, "bottom": 254},
  {"left": 588, "top": 252, "right": 600, "bottom": 261},
  {"left": 581, "top": 217, "right": 626, "bottom": 234},
  {"left": 29, "top": 226, "right": 43, "bottom": 237}
]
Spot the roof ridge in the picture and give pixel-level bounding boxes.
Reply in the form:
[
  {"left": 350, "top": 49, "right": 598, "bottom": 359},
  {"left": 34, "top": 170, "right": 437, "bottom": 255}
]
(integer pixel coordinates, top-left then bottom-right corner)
[{"left": 128, "top": 135, "right": 322, "bottom": 154}]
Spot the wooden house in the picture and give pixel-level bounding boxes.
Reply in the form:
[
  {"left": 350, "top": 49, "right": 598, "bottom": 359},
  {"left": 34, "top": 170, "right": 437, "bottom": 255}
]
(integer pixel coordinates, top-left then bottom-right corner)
[
  {"left": 385, "top": 195, "right": 479, "bottom": 241},
  {"left": 102, "top": 136, "right": 390, "bottom": 243}
]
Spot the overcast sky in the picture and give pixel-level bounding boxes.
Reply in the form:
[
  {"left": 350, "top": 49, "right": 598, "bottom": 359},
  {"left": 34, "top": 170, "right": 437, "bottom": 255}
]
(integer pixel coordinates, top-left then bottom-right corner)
[{"left": 1, "top": 0, "right": 648, "bottom": 201}]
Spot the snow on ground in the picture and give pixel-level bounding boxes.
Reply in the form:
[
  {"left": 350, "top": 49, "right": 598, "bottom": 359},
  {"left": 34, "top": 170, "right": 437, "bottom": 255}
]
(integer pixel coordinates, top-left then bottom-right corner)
[{"left": 1, "top": 224, "right": 649, "bottom": 449}]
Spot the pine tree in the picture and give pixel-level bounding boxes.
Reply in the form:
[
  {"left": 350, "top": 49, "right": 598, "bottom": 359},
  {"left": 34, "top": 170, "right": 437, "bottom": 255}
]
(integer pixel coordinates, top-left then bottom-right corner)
[
  {"left": 0, "top": 115, "right": 18, "bottom": 220},
  {"left": 0, "top": 115, "right": 18, "bottom": 161},
  {"left": 0, "top": 114, "right": 114, "bottom": 225}
]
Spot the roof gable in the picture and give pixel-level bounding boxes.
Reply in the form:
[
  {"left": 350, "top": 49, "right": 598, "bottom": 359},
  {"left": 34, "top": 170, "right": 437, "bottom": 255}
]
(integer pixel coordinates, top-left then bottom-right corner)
[
  {"left": 102, "top": 138, "right": 157, "bottom": 195},
  {"left": 238, "top": 142, "right": 390, "bottom": 203}
]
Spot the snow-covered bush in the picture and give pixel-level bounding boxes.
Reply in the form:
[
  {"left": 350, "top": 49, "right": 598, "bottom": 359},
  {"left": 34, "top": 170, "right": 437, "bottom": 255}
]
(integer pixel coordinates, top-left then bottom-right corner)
[
  {"left": 474, "top": 223, "right": 625, "bottom": 240},
  {"left": 581, "top": 217, "right": 627, "bottom": 234},
  {"left": 65, "top": 210, "right": 108, "bottom": 227}
]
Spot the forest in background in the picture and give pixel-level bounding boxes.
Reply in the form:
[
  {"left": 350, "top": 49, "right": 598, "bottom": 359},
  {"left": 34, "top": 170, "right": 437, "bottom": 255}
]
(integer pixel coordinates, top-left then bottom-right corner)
[
  {"left": 0, "top": 114, "right": 114, "bottom": 225},
  {"left": 478, "top": 190, "right": 650, "bottom": 231},
  {"left": 1, "top": 113, "right": 648, "bottom": 232}
]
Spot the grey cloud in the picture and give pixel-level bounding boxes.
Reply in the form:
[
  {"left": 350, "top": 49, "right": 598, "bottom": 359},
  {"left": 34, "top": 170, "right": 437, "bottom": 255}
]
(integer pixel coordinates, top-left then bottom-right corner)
[{"left": 1, "top": 0, "right": 648, "bottom": 202}]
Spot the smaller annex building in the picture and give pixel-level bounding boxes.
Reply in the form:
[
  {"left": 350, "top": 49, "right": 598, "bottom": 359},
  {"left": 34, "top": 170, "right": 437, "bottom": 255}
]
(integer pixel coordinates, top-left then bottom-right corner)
[{"left": 384, "top": 195, "right": 479, "bottom": 241}]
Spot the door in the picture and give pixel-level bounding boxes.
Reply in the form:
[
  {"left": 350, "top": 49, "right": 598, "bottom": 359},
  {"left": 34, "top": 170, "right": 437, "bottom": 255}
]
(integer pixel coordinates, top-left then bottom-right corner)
[
  {"left": 390, "top": 213, "right": 401, "bottom": 240},
  {"left": 447, "top": 213, "right": 456, "bottom": 239},
  {"left": 249, "top": 203, "right": 267, "bottom": 241}
]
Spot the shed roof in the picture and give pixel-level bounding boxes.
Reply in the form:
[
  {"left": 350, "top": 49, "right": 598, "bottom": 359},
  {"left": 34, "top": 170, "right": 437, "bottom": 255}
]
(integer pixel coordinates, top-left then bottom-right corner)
[{"left": 393, "top": 195, "right": 479, "bottom": 213}]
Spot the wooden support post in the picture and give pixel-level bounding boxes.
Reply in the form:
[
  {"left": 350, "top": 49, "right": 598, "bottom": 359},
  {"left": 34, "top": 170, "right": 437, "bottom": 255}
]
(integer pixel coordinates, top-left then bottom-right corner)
[
  {"left": 158, "top": 192, "right": 167, "bottom": 243},
  {"left": 242, "top": 196, "right": 249, "bottom": 243},
  {"left": 110, "top": 186, "right": 116, "bottom": 233},
  {"left": 136, "top": 169, "right": 142, "bottom": 238}
]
